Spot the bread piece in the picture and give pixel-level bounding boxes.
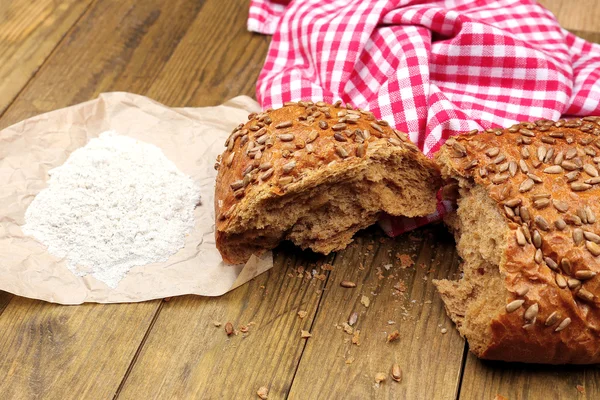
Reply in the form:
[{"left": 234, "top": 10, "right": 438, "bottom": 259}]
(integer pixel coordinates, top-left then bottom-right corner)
[
  {"left": 435, "top": 118, "right": 600, "bottom": 364},
  {"left": 214, "top": 101, "right": 441, "bottom": 264}
]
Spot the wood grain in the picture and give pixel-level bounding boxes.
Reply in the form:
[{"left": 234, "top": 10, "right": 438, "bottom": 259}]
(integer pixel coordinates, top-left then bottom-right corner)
[
  {"left": 116, "top": 249, "right": 333, "bottom": 400},
  {"left": 0, "top": 0, "right": 94, "bottom": 116},
  {"left": 0, "top": 298, "right": 159, "bottom": 399},
  {"left": 538, "top": 0, "right": 600, "bottom": 32},
  {"left": 459, "top": 355, "right": 600, "bottom": 400},
  {"left": 287, "top": 226, "right": 466, "bottom": 400}
]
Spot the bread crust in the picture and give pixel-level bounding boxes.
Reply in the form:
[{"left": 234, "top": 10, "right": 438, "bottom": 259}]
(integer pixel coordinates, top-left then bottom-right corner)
[
  {"left": 436, "top": 118, "right": 600, "bottom": 364},
  {"left": 214, "top": 101, "right": 441, "bottom": 264}
]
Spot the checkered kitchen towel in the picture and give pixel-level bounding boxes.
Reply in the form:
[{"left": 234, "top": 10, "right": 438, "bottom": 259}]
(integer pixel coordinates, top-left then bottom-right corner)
[{"left": 248, "top": 0, "right": 600, "bottom": 236}]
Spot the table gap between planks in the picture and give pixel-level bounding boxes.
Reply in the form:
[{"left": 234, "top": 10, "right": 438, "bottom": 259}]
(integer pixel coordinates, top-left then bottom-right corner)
[{"left": 0, "top": 0, "right": 598, "bottom": 399}]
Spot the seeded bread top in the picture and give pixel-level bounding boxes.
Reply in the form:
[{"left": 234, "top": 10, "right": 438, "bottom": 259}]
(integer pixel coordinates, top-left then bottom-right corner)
[
  {"left": 437, "top": 117, "right": 600, "bottom": 363},
  {"left": 214, "top": 101, "right": 432, "bottom": 225}
]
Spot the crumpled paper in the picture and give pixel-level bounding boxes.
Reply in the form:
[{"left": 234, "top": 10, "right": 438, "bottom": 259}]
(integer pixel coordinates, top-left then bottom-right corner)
[{"left": 0, "top": 92, "right": 273, "bottom": 304}]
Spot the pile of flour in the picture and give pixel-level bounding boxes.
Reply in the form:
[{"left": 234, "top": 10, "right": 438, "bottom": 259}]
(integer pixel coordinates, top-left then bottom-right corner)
[{"left": 22, "top": 131, "right": 201, "bottom": 288}]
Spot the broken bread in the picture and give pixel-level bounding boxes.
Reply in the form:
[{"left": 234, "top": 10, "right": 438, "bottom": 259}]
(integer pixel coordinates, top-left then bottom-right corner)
[
  {"left": 214, "top": 101, "right": 441, "bottom": 264},
  {"left": 435, "top": 118, "right": 600, "bottom": 364}
]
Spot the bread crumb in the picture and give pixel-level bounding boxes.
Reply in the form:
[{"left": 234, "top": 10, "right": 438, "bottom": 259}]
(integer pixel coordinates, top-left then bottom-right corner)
[
  {"left": 398, "top": 254, "right": 414, "bottom": 268},
  {"left": 383, "top": 263, "right": 392, "bottom": 270},
  {"left": 342, "top": 322, "right": 354, "bottom": 335},
  {"left": 345, "top": 356, "right": 355, "bottom": 364},
  {"left": 387, "top": 330, "right": 400, "bottom": 343},
  {"left": 393, "top": 281, "right": 407, "bottom": 292},
  {"left": 239, "top": 325, "right": 249, "bottom": 333},
  {"left": 576, "top": 385, "right": 585, "bottom": 394},
  {"left": 352, "top": 330, "right": 361, "bottom": 345},
  {"left": 213, "top": 321, "right": 222, "bottom": 327},
  {"left": 441, "top": 328, "right": 448, "bottom": 334},
  {"left": 257, "top": 386, "right": 269, "bottom": 399},
  {"left": 321, "top": 263, "right": 334, "bottom": 271},
  {"left": 297, "top": 310, "right": 308, "bottom": 319},
  {"left": 375, "top": 372, "right": 386, "bottom": 383},
  {"left": 314, "top": 274, "right": 326, "bottom": 281},
  {"left": 301, "top": 330, "right": 312, "bottom": 338},
  {"left": 493, "top": 395, "right": 507, "bottom": 400},
  {"left": 361, "top": 295, "right": 370, "bottom": 308}
]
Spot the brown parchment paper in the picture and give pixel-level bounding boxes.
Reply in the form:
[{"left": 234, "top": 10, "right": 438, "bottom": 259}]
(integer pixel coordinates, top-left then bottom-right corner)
[{"left": 0, "top": 92, "right": 273, "bottom": 304}]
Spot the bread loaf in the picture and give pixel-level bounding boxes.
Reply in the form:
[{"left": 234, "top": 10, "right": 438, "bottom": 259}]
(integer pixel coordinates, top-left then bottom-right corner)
[
  {"left": 214, "top": 101, "right": 441, "bottom": 264},
  {"left": 435, "top": 118, "right": 600, "bottom": 364}
]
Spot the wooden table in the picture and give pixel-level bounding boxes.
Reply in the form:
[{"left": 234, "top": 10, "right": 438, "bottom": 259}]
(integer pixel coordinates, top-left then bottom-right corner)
[{"left": 0, "top": 1, "right": 598, "bottom": 399}]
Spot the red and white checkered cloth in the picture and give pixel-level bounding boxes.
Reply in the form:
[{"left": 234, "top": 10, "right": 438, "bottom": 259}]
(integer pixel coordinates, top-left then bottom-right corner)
[{"left": 248, "top": 0, "right": 600, "bottom": 236}]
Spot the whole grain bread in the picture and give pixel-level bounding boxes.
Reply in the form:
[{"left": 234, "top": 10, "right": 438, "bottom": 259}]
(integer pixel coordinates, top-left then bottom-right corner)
[
  {"left": 435, "top": 118, "right": 600, "bottom": 364},
  {"left": 214, "top": 101, "right": 441, "bottom": 264}
]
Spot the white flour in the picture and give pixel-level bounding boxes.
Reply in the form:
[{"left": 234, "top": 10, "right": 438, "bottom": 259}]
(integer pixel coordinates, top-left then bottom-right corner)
[{"left": 22, "top": 131, "right": 201, "bottom": 288}]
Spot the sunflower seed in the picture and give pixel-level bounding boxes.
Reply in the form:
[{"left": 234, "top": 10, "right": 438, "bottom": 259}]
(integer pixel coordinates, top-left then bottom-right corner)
[
  {"left": 508, "top": 125, "right": 519, "bottom": 133},
  {"left": 306, "top": 130, "right": 319, "bottom": 143},
  {"left": 524, "top": 303, "right": 539, "bottom": 321},
  {"left": 527, "top": 173, "right": 542, "bottom": 183},
  {"left": 561, "top": 161, "right": 579, "bottom": 171},
  {"left": 532, "top": 193, "right": 550, "bottom": 200},
  {"left": 278, "top": 133, "right": 295, "bottom": 142},
  {"left": 584, "top": 164, "right": 599, "bottom": 177},
  {"left": 556, "top": 274, "right": 567, "bottom": 288},
  {"left": 225, "top": 152, "right": 236, "bottom": 167},
  {"left": 521, "top": 146, "right": 530, "bottom": 159},
  {"left": 537, "top": 146, "right": 547, "bottom": 163},
  {"left": 535, "top": 216, "right": 550, "bottom": 231},
  {"left": 370, "top": 122, "right": 384, "bottom": 133},
  {"left": 340, "top": 280, "right": 356, "bottom": 288},
  {"left": 519, "top": 178, "right": 535, "bottom": 192},
  {"left": 319, "top": 121, "right": 328, "bottom": 130},
  {"left": 567, "top": 215, "right": 583, "bottom": 226},
  {"left": 533, "top": 198, "right": 550, "bottom": 209},
  {"left": 332, "top": 132, "right": 347, "bottom": 142},
  {"left": 585, "top": 147, "right": 597, "bottom": 157},
  {"left": 275, "top": 121, "right": 293, "bottom": 129},
  {"left": 356, "top": 144, "right": 366, "bottom": 157},
  {"left": 336, "top": 146, "right": 348, "bottom": 158},
  {"left": 230, "top": 180, "right": 245, "bottom": 190},
  {"left": 577, "top": 208, "right": 588, "bottom": 224},
  {"left": 520, "top": 128, "right": 535, "bottom": 137},
  {"left": 465, "top": 159, "right": 478, "bottom": 170},
  {"left": 520, "top": 206, "right": 531, "bottom": 222},
  {"left": 551, "top": 200, "right": 569, "bottom": 213},
  {"left": 545, "top": 148, "right": 555, "bottom": 163},
  {"left": 577, "top": 288, "right": 595, "bottom": 302},
  {"left": 486, "top": 147, "right": 500, "bottom": 157},
  {"left": 568, "top": 278, "right": 581, "bottom": 289},
  {"left": 505, "top": 198, "right": 522, "bottom": 208},
  {"left": 332, "top": 123, "right": 348, "bottom": 132},
  {"left": 306, "top": 143, "right": 314, "bottom": 153},
  {"left": 389, "top": 137, "right": 403, "bottom": 146},
  {"left": 494, "top": 154, "right": 506, "bottom": 164},
  {"left": 564, "top": 148, "right": 577, "bottom": 160},
  {"left": 571, "top": 182, "right": 592, "bottom": 191},
  {"left": 555, "top": 218, "right": 567, "bottom": 230},
  {"left": 585, "top": 177, "right": 600, "bottom": 185},
  {"left": 534, "top": 248, "right": 543, "bottom": 264},
  {"left": 479, "top": 167, "right": 488, "bottom": 178},
  {"left": 279, "top": 176, "right": 293, "bottom": 186},
  {"left": 586, "top": 240, "right": 600, "bottom": 256},
  {"left": 560, "top": 258, "right": 572, "bottom": 275},
  {"left": 545, "top": 311, "right": 561, "bottom": 326},
  {"left": 507, "top": 161, "right": 518, "bottom": 177},
  {"left": 565, "top": 171, "right": 580, "bottom": 182},
  {"left": 586, "top": 206, "right": 596, "bottom": 223},
  {"left": 573, "top": 228, "right": 584, "bottom": 245},
  {"left": 259, "top": 162, "right": 273, "bottom": 171},
  {"left": 541, "top": 136, "right": 556, "bottom": 145},
  {"left": 282, "top": 161, "right": 296, "bottom": 174},
  {"left": 575, "top": 270, "right": 597, "bottom": 280},
  {"left": 530, "top": 230, "right": 541, "bottom": 248},
  {"left": 516, "top": 287, "right": 530, "bottom": 296},
  {"left": 492, "top": 173, "right": 509, "bottom": 184},
  {"left": 543, "top": 165, "right": 563, "bottom": 174},
  {"left": 555, "top": 317, "right": 571, "bottom": 332},
  {"left": 260, "top": 168, "right": 274, "bottom": 180},
  {"left": 518, "top": 160, "right": 529, "bottom": 174},
  {"left": 506, "top": 299, "right": 525, "bottom": 313},
  {"left": 391, "top": 364, "right": 402, "bottom": 382},
  {"left": 545, "top": 257, "right": 559, "bottom": 271},
  {"left": 515, "top": 228, "right": 527, "bottom": 246}
]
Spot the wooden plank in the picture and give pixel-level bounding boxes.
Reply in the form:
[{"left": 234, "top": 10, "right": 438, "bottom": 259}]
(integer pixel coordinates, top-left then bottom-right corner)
[
  {"left": 0, "top": 0, "right": 259, "bottom": 398},
  {"left": 0, "top": 0, "right": 95, "bottom": 116},
  {"left": 459, "top": 355, "right": 599, "bottom": 399},
  {"left": 116, "top": 249, "right": 333, "bottom": 400},
  {"left": 538, "top": 0, "right": 600, "bottom": 32},
  {"left": 287, "top": 226, "right": 466, "bottom": 400},
  {"left": 0, "top": 298, "right": 159, "bottom": 400}
]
